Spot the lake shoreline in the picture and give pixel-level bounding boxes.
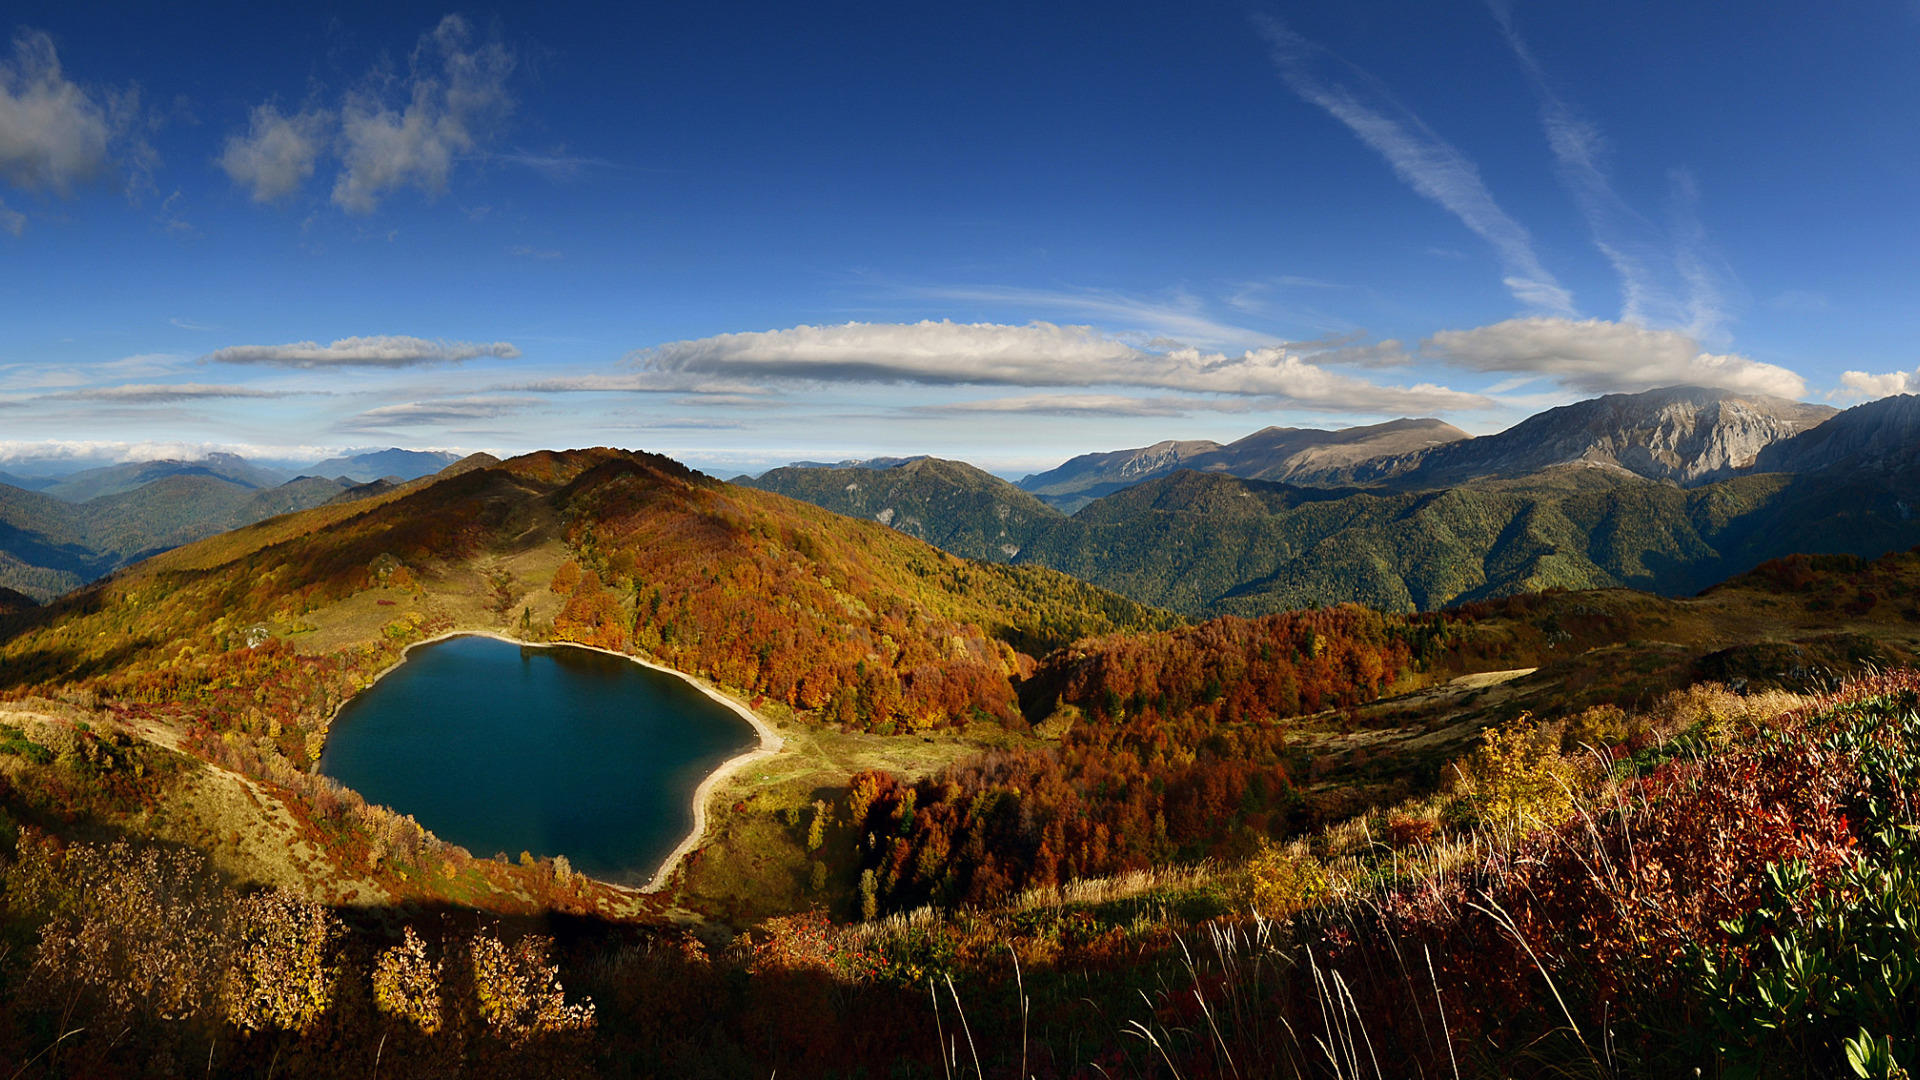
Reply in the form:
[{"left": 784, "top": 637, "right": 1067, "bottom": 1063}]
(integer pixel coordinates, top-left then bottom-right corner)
[{"left": 327, "top": 628, "right": 784, "bottom": 895}]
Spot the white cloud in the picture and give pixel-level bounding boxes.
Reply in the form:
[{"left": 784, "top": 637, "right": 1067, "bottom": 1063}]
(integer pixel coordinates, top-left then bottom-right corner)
[
  {"left": 634, "top": 319, "right": 1488, "bottom": 413},
  {"left": 0, "top": 31, "right": 113, "bottom": 197},
  {"left": 206, "top": 335, "right": 520, "bottom": 368},
  {"left": 332, "top": 16, "right": 513, "bottom": 213},
  {"left": 218, "top": 104, "right": 330, "bottom": 203},
  {"left": 910, "top": 394, "right": 1211, "bottom": 418},
  {"left": 46, "top": 383, "right": 295, "bottom": 403},
  {"left": 0, "top": 439, "right": 347, "bottom": 468},
  {"left": 336, "top": 395, "right": 535, "bottom": 430},
  {"left": 503, "top": 372, "right": 770, "bottom": 395},
  {"left": 1423, "top": 317, "right": 1806, "bottom": 398},
  {"left": 0, "top": 195, "right": 22, "bottom": 236},
  {"left": 1836, "top": 370, "right": 1914, "bottom": 400},
  {"left": 1257, "top": 18, "right": 1574, "bottom": 316}
]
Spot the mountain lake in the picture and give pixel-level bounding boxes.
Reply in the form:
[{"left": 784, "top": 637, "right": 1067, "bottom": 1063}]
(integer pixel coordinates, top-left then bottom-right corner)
[{"left": 319, "top": 633, "right": 759, "bottom": 885}]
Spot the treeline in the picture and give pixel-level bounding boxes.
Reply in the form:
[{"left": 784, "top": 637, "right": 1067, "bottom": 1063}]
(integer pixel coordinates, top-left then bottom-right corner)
[
  {"left": 844, "top": 607, "right": 1447, "bottom": 911},
  {"left": 1024, "top": 605, "right": 1447, "bottom": 724}
]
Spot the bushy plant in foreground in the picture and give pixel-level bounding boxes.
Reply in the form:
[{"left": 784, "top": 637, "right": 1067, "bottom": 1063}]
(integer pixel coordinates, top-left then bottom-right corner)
[{"left": 1680, "top": 697, "right": 1920, "bottom": 1079}]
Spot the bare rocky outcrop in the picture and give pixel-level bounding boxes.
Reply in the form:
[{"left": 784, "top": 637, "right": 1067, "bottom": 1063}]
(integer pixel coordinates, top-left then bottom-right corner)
[
  {"left": 1360, "top": 386, "right": 1836, "bottom": 489},
  {"left": 1753, "top": 393, "right": 1920, "bottom": 477}
]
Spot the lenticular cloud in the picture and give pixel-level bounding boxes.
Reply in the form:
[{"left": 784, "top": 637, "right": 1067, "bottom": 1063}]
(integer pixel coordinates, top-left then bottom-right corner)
[
  {"left": 205, "top": 335, "right": 520, "bottom": 369},
  {"left": 633, "top": 319, "right": 1488, "bottom": 413}
]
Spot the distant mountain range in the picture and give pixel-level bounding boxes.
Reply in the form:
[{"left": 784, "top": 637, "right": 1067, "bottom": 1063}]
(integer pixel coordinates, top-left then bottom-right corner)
[
  {"left": 0, "top": 447, "right": 472, "bottom": 601},
  {"left": 301, "top": 448, "right": 465, "bottom": 484},
  {"left": 1018, "top": 417, "right": 1469, "bottom": 512},
  {"left": 15, "top": 390, "right": 1920, "bottom": 620},
  {"left": 742, "top": 387, "right": 1920, "bottom": 616}
]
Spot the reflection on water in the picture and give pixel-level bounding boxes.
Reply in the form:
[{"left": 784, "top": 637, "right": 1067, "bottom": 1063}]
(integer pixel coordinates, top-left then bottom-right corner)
[{"left": 319, "top": 634, "right": 755, "bottom": 884}]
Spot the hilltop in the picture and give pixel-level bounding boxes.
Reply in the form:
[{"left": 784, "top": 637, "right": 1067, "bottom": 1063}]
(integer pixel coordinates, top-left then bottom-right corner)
[{"left": 735, "top": 456, "right": 1063, "bottom": 561}]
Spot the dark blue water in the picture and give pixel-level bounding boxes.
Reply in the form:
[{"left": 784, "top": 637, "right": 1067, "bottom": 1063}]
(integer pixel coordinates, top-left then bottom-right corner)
[{"left": 319, "top": 634, "right": 757, "bottom": 884}]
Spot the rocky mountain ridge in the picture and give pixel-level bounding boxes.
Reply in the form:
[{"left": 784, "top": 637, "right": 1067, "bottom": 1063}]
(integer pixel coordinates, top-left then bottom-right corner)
[
  {"left": 1354, "top": 386, "right": 1838, "bottom": 489},
  {"left": 1019, "top": 418, "right": 1468, "bottom": 510}
]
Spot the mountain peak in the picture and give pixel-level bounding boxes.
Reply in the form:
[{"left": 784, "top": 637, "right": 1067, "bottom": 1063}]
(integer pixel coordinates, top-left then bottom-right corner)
[
  {"left": 1754, "top": 393, "right": 1920, "bottom": 478},
  {"left": 737, "top": 455, "right": 1060, "bottom": 562},
  {"left": 1376, "top": 385, "right": 1836, "bottom": 489}
]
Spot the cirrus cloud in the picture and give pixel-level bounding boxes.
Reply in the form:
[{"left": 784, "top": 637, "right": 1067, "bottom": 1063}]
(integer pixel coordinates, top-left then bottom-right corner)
[
  {"left": 205, "top": 335, "right": 520, "bottom": 369},
  {"left": 632, "top": 320, "right": 1486, "bottom": 414},
  {"left": 335, "top": 395, "right": 536, "bottom": 432},
  {"left": 1422, "top": 317, "right": 1806, "bottom": 398},
  {"left": 46, "top": 382, "right": 299, "bottom": 403},
  {"left": 1256, "top": 18, "right": 1574, "bottom": 316}
]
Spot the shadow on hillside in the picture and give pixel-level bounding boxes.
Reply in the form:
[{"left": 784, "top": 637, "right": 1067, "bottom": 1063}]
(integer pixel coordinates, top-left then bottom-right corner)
[
  {"left": 0, "top": 804, "right": 954, "bottom": 1079},
  {"left": 0, "top": 634, "right": 154, "bottom": 692}
]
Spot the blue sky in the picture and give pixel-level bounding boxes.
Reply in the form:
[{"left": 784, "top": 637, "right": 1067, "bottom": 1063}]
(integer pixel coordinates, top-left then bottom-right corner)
[{"left": 2, "top": 1, "right": 1918, "bottom": 477}]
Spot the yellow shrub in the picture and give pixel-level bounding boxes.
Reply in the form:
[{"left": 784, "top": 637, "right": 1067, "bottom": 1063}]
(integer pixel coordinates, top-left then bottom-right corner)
[
  {"left": 223, "top": 890, "right": 340, "bottom": 1032},
  {"left": 1452, "top": 712, "right": 1589, "bottom": 832},
  {"left": 1240, "top": 842, "right": 1329, "bottom": 918},
  {"left": 372, "top": 926, "right": 443, "bottom": 1034},
  {"left": 470, "top": 931, "right": 594, "bottom": 1042}
]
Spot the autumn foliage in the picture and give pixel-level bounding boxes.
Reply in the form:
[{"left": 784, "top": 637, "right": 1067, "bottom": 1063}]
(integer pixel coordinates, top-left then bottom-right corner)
[{"left": 841, "top": 607, "right": 1448, "bottom": 911}]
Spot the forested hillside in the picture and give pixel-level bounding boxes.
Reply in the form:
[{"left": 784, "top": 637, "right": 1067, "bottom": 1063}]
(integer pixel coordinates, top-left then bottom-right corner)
[
  {"left": 1010, "top": 465, "right": 1920, "bottom": 615},
  {"left": 735, "top": 456, "right": 1062, "bottom": 561},
  {"left": 743, "top": 390, "right": 1920, "bottom": 619},
  {"left": 0, "top": 472, "right": 383, "bottom": 601}
]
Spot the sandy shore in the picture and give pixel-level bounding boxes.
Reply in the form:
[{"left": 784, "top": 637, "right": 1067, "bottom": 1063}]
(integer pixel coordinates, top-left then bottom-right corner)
[{"left": 327, "top": 629, "right": 784, "bottom": 894}]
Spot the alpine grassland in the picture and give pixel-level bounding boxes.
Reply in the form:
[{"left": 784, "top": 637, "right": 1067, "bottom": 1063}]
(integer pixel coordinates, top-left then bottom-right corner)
[{"left": 0, "top": 451, "right": 1919, "bottom": 1074}]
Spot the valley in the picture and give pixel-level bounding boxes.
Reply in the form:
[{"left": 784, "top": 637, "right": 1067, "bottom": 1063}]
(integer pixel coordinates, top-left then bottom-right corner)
[
  {"left": 0, "top": 448, "right": 464, "bottom": 602},
  {"left": 1, "top": 428, "right": 1919, "bottom": 1074}
]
